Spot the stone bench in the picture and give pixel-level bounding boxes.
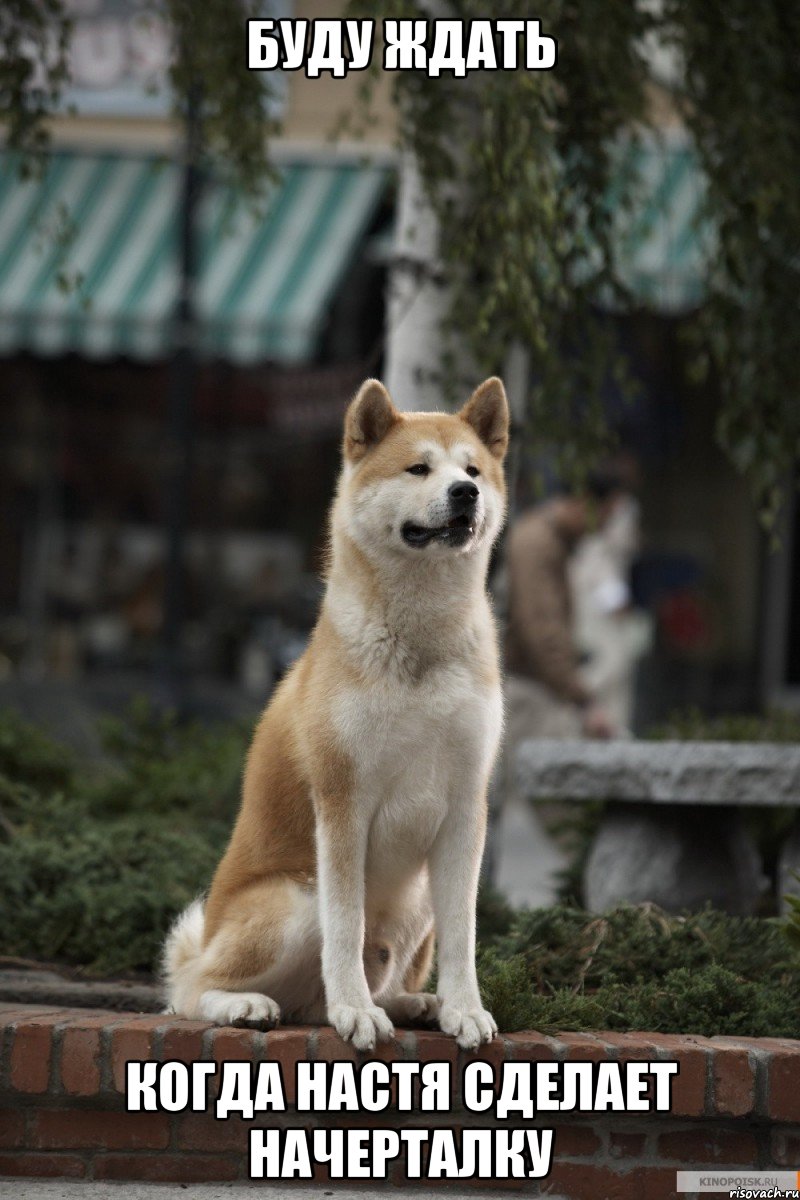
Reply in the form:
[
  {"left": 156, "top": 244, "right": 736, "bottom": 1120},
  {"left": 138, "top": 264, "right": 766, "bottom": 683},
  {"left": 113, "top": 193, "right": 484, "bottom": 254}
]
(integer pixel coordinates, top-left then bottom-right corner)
[{"left": 515, "top": 740, "right": 800, "bottom": 914}]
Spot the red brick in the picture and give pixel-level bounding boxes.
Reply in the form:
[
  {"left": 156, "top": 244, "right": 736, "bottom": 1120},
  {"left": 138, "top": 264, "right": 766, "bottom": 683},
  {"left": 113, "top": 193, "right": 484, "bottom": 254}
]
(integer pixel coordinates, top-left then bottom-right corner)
[
  {"left": 364, "top": 1031, "right": 410, "bottom": 1063},
  {"left": 608, "top": 1130, "right": 647, "bottom": 1159},
  {"left": 553, "top": 1123, "right": 603, "bottom": 1157},
  {"left": 457, "top": 1033, "right": 505, "bottom": 1100},
  {"left": 400, "top": 1155, "right": 524, "bottom": 1192},
  {"left": 30, "top": 1108, "right": 170, "bottom": 1151},
  {"left": 207, "top": 1027, "right": 252, "bottom": 1096},
  {"left": 60, "top": 1023, "right": 110, "bottom": 1096},
  {"left": 9, "top": 1015, "right": 64, "bottom": 1093},
  {"left": 0, "top": 1005, "right": 63, "bottom": 1023},
  {"left": 647, "top": 1033, "right": 708, "bottom": 1117},
  {"left": 641, "top": 1165, "right": 681, "bottom": 1200},
  {"left": 0, "top": 1107, "right": 25, "bottom": 1148},
  {"left": 504, "top": 1031, "right": 560, "bottom": 1062},
  {"left": 546, "top": 1162, "right": 640, "bottom": 1200},
  {"left": 360, "top": 1031, "right": 412, "bottom": 1111},
  {"left": 109, "top": 1016, "right": 167, "bottom": 1093},
  {"left": 769, "top": 1046, "right": 800, "bottom": 1122},
  {"left": 410, "top": 1029, "right": 459, "bottom": 1111},
  {"left": 412, "top": 1029, "right": 459, "bottom": 1068},
  {"left": 160, "top": 1021, "right": 210, "bottom": 1064},
  {"left": 658, "top": 1127, "right": 758, "bottom": 1165},
  {"left": 54, "top": 1007, "right": 125, "bottom": 1022},
  {"left": 557, "top": 1032, "right": 612, "bottom": 1063},
  {"left": 209, "top": 1027, "right": 259, "bottom": 1099},
  {"left": 712, "top": 1047, "right": 755, "bottom": 1117},
  {"left": 94, "top": 1152, "right": 239, "bottom": 1182},
  {"left": 261, "top": 1027, "right": 309, "bottom": 1107},
  {"left": 458, "top": 1032, "right": 505, "bottom": 1067},
  {"left": 315, "top": 1026, "right": 357, "bottom": 1063},
  {"left": 212, "top": 1025, "right": 259, "bottom": 1063},
  {"left": 739, "top": 1036, "right": 800, "bottom": 1052},
  {"left": 597, "top": 1032, "right": 662, "bottom": 1056},
  {"left": 0, "top": 1152, "right": 86, "bottom": 1178},
  {"left": 771, "top": 1128, "right": 800, "bottom": 1166},
  {"left": 176, "top": 1113, "right": 250, "bottom": 1152},
  {"left": 603, "top": 1032, "right": 680, "bottom": 1107}
]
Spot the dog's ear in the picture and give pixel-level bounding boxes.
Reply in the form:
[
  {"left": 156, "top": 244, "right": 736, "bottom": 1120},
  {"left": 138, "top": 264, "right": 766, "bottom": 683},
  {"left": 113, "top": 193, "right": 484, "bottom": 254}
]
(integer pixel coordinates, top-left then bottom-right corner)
[
  {"left": 344, "top": 379, "right": 400, "bottom": 462},
  {"left": 459, "top": 377, "right": 509, "bottom": 460}
]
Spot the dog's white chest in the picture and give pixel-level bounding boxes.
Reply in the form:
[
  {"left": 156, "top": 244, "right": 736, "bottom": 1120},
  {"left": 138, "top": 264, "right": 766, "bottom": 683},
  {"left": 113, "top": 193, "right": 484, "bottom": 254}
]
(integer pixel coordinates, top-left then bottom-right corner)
[{"left": 333, "top": 662, "right": 501, "bottom": 884}]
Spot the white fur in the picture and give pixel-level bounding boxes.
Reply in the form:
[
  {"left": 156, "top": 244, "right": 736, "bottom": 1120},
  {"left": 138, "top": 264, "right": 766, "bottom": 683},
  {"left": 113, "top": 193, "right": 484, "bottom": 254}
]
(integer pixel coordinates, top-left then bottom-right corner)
[
  {"left": 315, "top": 431, "right": 504, "bottom": 1048},
  {"left": 164, "top": 399, "right": 506, "bottom": 1051}
]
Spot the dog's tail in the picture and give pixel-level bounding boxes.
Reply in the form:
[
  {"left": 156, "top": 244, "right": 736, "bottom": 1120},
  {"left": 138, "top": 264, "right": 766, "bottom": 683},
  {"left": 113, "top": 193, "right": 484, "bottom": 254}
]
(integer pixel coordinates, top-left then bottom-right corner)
[{"left": 161, "top": 898, "right": 205, "bottom": 1014}]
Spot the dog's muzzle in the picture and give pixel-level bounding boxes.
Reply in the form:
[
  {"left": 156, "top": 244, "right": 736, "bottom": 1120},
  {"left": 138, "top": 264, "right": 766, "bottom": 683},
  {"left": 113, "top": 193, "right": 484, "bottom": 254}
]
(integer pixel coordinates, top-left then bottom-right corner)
[{"left": 401, "top": 482, "right": 480, "bottom": 548}]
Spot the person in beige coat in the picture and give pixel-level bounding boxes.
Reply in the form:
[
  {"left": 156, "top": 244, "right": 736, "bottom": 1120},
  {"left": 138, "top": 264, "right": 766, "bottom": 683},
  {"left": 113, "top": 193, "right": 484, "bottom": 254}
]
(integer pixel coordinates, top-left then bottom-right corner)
[
  {"left": 490, "top": 474, "right": 627, "bottom": 906},
  {"left": 504, "top": 476, "right": 626, "bottom": 743}
]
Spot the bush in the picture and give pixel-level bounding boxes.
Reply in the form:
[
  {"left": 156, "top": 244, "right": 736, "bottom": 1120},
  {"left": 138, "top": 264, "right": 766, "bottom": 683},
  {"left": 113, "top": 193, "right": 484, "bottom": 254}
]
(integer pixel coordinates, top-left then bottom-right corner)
[
  {"left": 649, "top": 707, "right": 800, "bottom": 743},
  {"left": 2, "top": 706, "right": 799, "bottom": 1038},
  {"left": 90, "top": 697, "right": 248, "bottom": 819},
  {"left": 475, "top": 897, "right": 800, "bottom": 1037},
  {"left": 0, "top": 815, "right": 225, "bottom": 974},
  {"left": 0, "top": 708, "right": 74, "bottom": 791},
  {"left": 0, "top": 700, "right": 247, "bottom": 974}
]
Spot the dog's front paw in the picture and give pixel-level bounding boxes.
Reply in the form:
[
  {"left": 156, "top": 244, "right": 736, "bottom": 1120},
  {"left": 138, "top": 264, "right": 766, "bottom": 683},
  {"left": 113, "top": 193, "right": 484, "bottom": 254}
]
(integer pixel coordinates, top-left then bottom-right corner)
[
  {"left": 199, "top": 989, "right": 280, "bottom": 1029},
  {"left": 438, "top": 1002, "right": 497, "bottom": 1049},
  {"left": 384, "top": 992, "right": 440, "bottom": 1025},
  {"left": 329, "top": 1003, "right": 394, "bottom": 1051}
]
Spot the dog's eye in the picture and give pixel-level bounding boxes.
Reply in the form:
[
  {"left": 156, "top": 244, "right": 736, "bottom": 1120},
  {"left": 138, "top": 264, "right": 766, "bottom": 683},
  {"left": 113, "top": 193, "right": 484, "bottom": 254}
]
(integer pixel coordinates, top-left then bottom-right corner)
[
  {"left": 466, "top": 465, "right": 480, "bottom": 478},
  {"left": 406, "top": 463, "right": 430, "bottom": 476}
]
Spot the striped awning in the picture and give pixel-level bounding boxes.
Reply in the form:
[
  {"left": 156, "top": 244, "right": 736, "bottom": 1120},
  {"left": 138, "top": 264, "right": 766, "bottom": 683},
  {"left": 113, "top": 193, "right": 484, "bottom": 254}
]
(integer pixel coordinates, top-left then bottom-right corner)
[
  {"left": 0, "top": 151, "right": 389, "bottom": 363},
  {"left": 611, "top": 133, "right": 711, "bottom": 312}
]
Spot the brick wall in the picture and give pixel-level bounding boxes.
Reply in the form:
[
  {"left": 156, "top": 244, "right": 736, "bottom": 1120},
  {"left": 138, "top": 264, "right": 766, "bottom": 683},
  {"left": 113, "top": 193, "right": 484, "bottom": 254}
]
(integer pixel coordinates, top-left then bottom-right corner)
[{"left": 1, "top": 1003, "right": 799, "bottom": 1197}]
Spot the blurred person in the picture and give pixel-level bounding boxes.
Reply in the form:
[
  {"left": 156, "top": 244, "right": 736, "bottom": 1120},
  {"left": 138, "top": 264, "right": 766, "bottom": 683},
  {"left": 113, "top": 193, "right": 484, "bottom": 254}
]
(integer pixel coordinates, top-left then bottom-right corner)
[
  {"left": 488, "top": 469, "right": 628, "bottom": 909},
  {"left": 570, "top": 490, "right": 653, "bottom": 733},
  {"left": 503, "top": 469, "right": 627, "bottom": 744}
]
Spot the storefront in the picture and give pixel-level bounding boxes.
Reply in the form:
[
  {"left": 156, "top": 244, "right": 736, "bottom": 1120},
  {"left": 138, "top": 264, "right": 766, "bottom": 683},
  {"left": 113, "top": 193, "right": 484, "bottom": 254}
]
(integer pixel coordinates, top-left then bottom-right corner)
[{"left": 0, "top": 148, "right": 392, "bottom": 685}]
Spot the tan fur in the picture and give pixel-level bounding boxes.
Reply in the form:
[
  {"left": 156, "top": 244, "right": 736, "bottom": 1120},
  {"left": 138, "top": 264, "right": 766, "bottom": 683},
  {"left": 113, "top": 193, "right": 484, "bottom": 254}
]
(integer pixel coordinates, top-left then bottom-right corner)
[
  {"left": 164, "top": 377, "right": 509, "bottom": 1050},
  {"left": 403, "top": 927, "right": 436, "bottom": 994}
]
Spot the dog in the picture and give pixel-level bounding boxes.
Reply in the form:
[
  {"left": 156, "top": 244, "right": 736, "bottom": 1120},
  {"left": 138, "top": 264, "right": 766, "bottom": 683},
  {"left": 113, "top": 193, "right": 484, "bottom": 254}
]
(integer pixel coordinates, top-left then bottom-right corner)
[{"left": 163, "top": 376, "right": 509, "bottom": 1050}]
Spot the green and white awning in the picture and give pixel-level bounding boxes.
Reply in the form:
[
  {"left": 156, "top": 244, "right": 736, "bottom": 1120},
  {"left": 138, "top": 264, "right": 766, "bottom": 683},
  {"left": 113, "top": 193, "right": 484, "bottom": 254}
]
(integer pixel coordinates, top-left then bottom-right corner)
[
  {"left": 0, "top": 135, "right": 709, "bottom": 362},
  {"left": 611, "top": 133, "right": 711, "bottom": 312},
  {"left": 0, "top": 151, "right": 389, "bottom": 363}
]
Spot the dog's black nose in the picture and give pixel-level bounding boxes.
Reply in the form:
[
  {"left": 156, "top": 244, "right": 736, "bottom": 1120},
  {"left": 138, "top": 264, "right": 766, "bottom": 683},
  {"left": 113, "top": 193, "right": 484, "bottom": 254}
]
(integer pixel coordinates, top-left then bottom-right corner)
[{"left": 448, "top": 480, "right": 479, "bottom": 508}]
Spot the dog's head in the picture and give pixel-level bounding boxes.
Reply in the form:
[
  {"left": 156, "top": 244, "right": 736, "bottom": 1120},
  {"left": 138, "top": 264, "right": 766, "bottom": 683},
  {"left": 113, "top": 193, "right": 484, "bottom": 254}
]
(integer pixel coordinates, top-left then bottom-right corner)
[{"left": 336, "top": 377, "right": 509, "bottom": 562}]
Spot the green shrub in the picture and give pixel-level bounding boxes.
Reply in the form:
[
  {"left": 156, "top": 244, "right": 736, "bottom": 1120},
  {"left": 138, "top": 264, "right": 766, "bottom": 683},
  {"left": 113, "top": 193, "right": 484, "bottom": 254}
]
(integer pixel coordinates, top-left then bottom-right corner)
[
  {"left": 648, "top": 707, "right": 800, "bottom": 743},
  {"left": 0, "top": 814, "right": 226, "bottom": 974},
  {"left": 2, "top": 705, "right": 800, "bottom": 1039},
  {"left": 494, "top": 903, "right": 795, "bottom": 990},
  {"left": 0, "top": 701, "right": 246, "bottom": 975},
  {"left": 90, "top": 697, "right": 248, "bottom": 820},
  {"left": 785, "top": 873, "right": 800, "bottom": 954},
  {"left": 479, "top": 959, "right": 800, "bottom": 1040},
  {"left": 0, "top": 707, "right": 74, "bottom": 791},
  {"left": 475, "top": 902, "right": 800, "bottom": 1037}
]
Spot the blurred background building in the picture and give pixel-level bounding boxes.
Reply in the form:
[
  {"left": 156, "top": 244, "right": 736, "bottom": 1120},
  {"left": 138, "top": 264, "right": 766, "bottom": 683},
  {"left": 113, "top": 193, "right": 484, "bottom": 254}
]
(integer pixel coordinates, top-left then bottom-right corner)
[{"left": 0, "top": 0, "right": 796, "bottom": 729}]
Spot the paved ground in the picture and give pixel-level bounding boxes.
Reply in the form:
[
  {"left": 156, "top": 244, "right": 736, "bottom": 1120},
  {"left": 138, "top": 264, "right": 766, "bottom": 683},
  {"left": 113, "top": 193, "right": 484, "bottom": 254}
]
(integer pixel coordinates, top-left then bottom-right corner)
[{"left": 1, "top": 1183, "right": 562, "bottom": 1200}]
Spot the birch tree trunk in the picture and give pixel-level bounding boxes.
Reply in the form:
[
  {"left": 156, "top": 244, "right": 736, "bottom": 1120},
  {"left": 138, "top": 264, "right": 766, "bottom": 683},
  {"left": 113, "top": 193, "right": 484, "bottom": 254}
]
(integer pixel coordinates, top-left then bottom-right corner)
[{"left": 383, "top": 151, "right": 452, "bottom": 412}]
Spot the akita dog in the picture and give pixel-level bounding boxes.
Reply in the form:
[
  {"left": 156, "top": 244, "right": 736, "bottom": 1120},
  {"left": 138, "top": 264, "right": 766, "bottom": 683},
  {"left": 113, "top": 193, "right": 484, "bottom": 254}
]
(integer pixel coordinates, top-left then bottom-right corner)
[{"left": 163, "top": 376, "right": 509, "bottom": 1050}]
